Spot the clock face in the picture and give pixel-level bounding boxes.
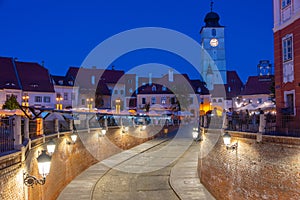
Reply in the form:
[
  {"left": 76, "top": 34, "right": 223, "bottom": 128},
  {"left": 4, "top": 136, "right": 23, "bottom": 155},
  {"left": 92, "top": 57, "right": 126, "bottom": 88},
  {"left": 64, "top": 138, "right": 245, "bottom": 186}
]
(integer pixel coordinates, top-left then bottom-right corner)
[{"left": 210, "top": 38, "right": 219, "bottom": 47}]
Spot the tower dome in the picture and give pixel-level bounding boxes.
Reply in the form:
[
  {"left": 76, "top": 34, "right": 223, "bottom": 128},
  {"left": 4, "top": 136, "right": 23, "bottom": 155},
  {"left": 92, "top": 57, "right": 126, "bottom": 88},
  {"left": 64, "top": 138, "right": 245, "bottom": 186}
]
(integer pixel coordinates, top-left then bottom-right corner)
[{"left": 204, "top": 11, "right": 222, "bottom": 27}]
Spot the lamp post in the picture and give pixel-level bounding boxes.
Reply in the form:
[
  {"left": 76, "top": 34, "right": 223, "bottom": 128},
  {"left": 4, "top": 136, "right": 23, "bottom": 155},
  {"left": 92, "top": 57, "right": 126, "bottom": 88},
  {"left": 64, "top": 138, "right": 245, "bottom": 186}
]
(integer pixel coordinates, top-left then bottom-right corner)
[
  {"left": 87, "top": 98, "right": 93, "bottom": 111},
  {"left": 56, "top": 96, "right": 63, "bottom": 110},
  {"left": 23, "top": 150, "right": 52, "bottom": 187},
  {"left": 22, "top": 94, "right": 29, "bottom": 107}
]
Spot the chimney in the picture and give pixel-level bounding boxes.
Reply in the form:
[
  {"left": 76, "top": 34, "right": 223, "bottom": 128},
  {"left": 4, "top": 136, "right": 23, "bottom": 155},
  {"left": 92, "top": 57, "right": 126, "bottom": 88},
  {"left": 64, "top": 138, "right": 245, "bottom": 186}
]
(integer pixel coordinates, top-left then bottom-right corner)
[
  {"left": 149, "top": 73, "right": 152, "bottom": 85},
  {"left": 168, "top": 69, "right": 174, "bottom": 82}
]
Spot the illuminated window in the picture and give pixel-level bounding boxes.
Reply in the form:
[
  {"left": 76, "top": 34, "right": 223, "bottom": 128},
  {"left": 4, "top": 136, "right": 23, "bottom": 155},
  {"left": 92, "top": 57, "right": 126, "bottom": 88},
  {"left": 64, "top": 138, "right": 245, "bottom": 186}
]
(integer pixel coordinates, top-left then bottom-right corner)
[
  {"left": 151, "top": 97, "right": 156, "bottom": 104},
  {"left": 35, "top": 96, "right": 42, "bottom": 102}
]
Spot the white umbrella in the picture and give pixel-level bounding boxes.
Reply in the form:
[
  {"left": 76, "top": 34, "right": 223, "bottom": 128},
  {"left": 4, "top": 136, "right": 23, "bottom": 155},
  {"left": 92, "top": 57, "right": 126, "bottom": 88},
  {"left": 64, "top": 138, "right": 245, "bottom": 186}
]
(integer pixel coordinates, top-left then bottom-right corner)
[
  {"left": 44, "top": 113, "right": 65, "bottom": 121},
  {"left": 256, "top": 101, "right": 275, "bottom": 110},
  {"left": 237, "top": 104, "right": 257, "bottom": 111}
]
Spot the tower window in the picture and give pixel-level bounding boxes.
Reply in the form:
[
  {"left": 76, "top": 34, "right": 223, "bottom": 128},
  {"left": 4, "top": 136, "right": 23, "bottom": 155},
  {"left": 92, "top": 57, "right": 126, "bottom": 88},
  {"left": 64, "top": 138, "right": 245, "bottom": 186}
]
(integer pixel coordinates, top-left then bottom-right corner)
[{"left": 212, "top": 29, "right": 216, "bottom": 37}]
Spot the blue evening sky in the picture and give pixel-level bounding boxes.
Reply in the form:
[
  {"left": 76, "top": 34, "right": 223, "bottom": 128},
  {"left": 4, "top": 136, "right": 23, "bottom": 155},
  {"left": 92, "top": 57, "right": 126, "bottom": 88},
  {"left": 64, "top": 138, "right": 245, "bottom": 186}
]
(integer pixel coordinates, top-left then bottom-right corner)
[{"left": 0, "top": 0, "right": 274, "bottom": 82}]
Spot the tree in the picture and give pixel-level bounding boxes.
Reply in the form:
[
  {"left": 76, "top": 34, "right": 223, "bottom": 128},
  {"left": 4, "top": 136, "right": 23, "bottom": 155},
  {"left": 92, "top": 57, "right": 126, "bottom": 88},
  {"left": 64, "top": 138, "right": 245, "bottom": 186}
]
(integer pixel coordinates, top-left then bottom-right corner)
[{"left": 2, "top": 95, "right": 20, "bottom": 110}]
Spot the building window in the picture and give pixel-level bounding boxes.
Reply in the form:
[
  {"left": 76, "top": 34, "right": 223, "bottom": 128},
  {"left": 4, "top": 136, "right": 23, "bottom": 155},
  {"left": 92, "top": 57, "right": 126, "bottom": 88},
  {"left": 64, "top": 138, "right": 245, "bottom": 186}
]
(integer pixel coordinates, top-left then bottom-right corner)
[
  {"left": 64, "top": 93, "right": 68, "bottom": 101},
  {"left": 212, "top": 99, "right": 217, "bottom": 103},
  {"left": 71, "top": 92, "right": 75, "bottom": 100},
  {"left": 161, "top": 97, "right": 166, "bottom": 104},
  {"left": 257, "top": 98, "right": 262, "bottom": 104},
  {"left": 114, "top": 90, "right": 118, "bottom": 94},
  {"left": 128, "top": 79, "right": 132, "bottom": 84},
  {"left": 43, "top": 96, "right": 51, "bottom": 103},
  {"left": 284, "top": 90, "right": 295, "bottom": 115},
  {"left": 91, "top": 75, "right": 95, "bottom": 85},
  {"left": 120, "top": 90, "right": 124, "bottom": 95},
  {"left": 282, "top": 35, "right": 293, "bottom": 62},
  {"left": 151, "top": 97, "right": 156, "bottom": 104},
  {"left": 171, "top": 97, "right": 176, "bottom": 104},
  {"left": 142, "top": 98, "right": 146, "bottom": 104},
  {"left": 218, "top": 99, "right": 222, "bottom": 103},
  {"left": 68, "top": 80, "right": 73, "bottom": 85},
  {"left": 228, "top": 87, "right": 231, "bottom": 92},
  {"left": 152, "top": 85, "right": 156, "bottom": 92},
  {"left": 190, "top": 97, "right": 194, "bottom": 104},
  {"left": 212, "top": 29, "right": 216, "bottom": 37},
  {"left": 129, "top": 88, "right": 133, "bottom": 93},
  {"left": 197, "top": 87, "right": 201, "bottom": 93},
  {"left": 282, "top": 34, "right": 294, "bottom": 83},
  {"left": 58, "top": 80, "right": 63, "bottom": 85},
  {"left": 162, "top": 86, "right": 167, "bottom": 91},
  {"left": 81, "top": 99, "right": 85, "bottom": 105},
  {"left": 35, "top": 96, "right": 42, "bottom": 103},
  {"left": 282, "top": 0, "right": 291, "bottom": 9}
]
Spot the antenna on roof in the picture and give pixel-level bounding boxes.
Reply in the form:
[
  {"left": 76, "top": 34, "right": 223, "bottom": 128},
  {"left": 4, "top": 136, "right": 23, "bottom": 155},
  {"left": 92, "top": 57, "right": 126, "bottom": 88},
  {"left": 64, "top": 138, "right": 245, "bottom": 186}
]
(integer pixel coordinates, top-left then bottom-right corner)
[
  {"left": 41, "top": 60, "right": 45, "bottom": 67},
  {"left": 210, "top": 0, "right": 214, "bottom": 12}
]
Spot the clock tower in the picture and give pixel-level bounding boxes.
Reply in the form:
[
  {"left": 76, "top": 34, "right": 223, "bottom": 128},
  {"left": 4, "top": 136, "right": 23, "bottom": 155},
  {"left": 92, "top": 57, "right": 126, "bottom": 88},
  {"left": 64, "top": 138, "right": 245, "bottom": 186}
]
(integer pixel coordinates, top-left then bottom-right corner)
[{"left": 200, "top": 3, "right": 227, "bottom": 90}]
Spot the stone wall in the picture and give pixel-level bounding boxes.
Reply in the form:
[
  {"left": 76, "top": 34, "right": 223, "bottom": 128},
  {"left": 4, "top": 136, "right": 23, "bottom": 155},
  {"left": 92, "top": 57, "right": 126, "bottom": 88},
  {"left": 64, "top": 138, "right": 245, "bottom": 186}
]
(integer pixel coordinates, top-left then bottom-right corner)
[
  {"left": 198, "top": 130, "right": 300, "bottom": 200},
  {"left": 0, "top": 125, "right": 175, "bottom": 200}
]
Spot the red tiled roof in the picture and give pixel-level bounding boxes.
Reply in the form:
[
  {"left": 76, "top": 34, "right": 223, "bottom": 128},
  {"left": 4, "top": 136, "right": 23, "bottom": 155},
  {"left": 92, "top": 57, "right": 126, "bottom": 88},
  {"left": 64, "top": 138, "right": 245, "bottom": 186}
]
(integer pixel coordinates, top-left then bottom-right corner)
[
  {"left": 0, "top": 57, "right": 21, "bottom": 90},
  {"left": 66, "top": 67, "right": 125, "bottom": 88},
  {"left": 15, "top": 61, "right": 55, "bottom": 92},
  {"left": 241, "top": 75, "right": 273, "bottom": 95},
  {"left": 211, "top": 71, "right": 244, "bottom": 98}
]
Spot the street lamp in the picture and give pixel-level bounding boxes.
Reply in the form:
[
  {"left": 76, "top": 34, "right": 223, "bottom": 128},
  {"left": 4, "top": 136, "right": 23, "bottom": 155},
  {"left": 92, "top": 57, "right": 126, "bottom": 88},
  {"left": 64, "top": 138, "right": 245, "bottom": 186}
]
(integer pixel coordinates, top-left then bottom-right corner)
[
  {"left": 23, "top": 150, "right": 51, "bottom": 187},
  {"left": 66, "top": 131, "right": 78, "bottom": 145},
  {"left": 22, "top": 94, "right": 29, "bottom": 107},
  {"left": 140, "top": 125, "right": 146, "bottom": 131},
  {"left": 99, "top": 128, "right": 107, "bottom": 137},
  {"left": 87, "top": 98, "right": 93, "bottom": 111},
  {"left": 222, "top": 132, "right": 238, "bottom": 151},
  {"left": 46, "top": 140, "right": 56, "bottom": 155},
  {"left": 192, "top": 127, "right": 199, "bottom": 140},
  {"left": 56, "top": 96, "right": 63, "bottom": 110},
  {"left": 122, "top": 126, "right": 129, "bottom": 134}
]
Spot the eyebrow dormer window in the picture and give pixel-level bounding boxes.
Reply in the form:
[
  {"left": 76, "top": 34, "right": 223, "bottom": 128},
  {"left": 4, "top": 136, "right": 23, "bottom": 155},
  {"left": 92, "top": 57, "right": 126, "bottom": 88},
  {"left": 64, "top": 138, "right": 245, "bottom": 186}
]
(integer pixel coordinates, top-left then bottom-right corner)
[
  {"left": 68, "top": 81, "right": 73, "bottom": 85},
  {"left": 162, "top": 86, "right": 167, "bottom": 91},
  {"left": 30, "top": 84, "right": 39, "bottom": 88},
  {"left": 152, "top": 85, "right": 157, "bottom": 92},
  {"left": 5, "top": 82, "right": 16, "bottom": 86},
  {"left": 58, "top": 80, "right": 63, "bottom": 85}
]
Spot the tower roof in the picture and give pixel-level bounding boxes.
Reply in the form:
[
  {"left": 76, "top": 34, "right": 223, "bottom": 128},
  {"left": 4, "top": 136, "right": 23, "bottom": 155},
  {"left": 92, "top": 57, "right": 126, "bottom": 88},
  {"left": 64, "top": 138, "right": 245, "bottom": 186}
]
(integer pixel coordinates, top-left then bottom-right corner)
[{"left": 204, "top": 11, "right": 222, "bottom": 27}]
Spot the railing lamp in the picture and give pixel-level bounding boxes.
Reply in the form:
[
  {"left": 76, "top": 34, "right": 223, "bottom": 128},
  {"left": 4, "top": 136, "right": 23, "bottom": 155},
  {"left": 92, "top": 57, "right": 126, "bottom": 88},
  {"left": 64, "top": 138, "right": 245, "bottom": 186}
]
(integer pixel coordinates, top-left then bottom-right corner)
[{"left": 46, "top": 140, "right": 56, "bottom": 155}]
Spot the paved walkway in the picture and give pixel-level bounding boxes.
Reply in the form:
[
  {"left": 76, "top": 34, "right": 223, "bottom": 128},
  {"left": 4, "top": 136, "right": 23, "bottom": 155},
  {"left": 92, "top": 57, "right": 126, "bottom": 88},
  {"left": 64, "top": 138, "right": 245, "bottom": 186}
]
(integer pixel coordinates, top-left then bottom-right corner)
[{"left": 58, "top": 127, "right": 214, "bottom": 200}]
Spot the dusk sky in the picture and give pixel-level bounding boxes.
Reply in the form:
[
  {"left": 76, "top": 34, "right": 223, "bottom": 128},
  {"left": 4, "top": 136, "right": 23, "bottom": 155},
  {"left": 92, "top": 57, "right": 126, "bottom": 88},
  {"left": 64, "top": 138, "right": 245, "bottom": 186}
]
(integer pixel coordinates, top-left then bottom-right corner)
[{"left": 0, "top": 0, "right": 274, "bottom": 82}]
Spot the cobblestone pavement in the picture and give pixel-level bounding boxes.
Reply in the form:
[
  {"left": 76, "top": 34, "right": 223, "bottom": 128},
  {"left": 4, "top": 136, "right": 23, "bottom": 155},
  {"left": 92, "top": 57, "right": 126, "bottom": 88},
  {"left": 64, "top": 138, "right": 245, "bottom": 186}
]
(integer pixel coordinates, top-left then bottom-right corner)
[{"left": 58, "top": 126, "right": 214, "bottom": 200}]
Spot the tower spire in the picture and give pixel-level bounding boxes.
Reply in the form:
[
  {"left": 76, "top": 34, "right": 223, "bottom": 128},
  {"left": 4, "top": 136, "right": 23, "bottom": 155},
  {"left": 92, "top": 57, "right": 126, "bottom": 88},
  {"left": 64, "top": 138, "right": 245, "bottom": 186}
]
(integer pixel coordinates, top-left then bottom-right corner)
[{"left": 210, "top": 0, "right": 214, "bottom": 12}]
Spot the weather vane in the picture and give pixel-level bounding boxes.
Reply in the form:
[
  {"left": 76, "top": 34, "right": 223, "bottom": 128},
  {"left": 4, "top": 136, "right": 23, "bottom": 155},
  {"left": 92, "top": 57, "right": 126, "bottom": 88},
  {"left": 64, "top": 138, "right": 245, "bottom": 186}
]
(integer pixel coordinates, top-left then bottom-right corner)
[{"left": 210, "top": 0, "right": 214, "bottom": 12}]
